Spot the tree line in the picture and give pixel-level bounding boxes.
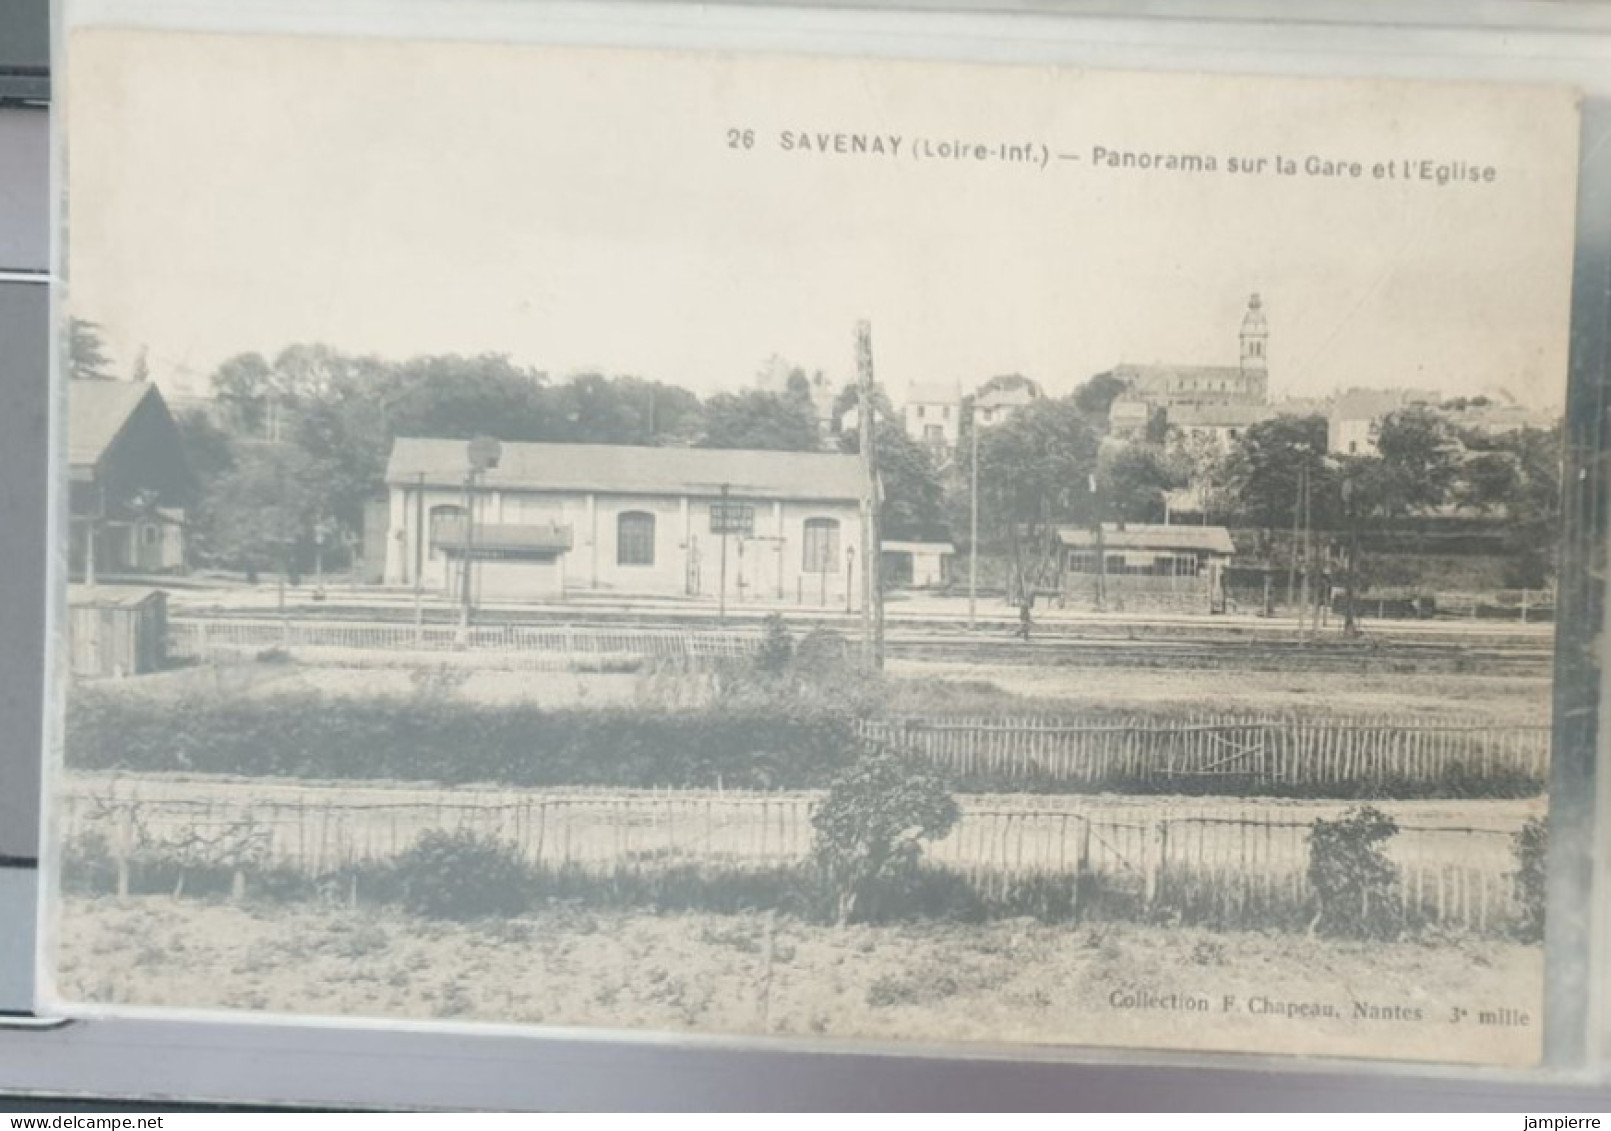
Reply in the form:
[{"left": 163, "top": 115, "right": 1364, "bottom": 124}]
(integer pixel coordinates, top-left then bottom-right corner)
[{"left": 73, "top": 322, "right": 1562, "bottom": 592}]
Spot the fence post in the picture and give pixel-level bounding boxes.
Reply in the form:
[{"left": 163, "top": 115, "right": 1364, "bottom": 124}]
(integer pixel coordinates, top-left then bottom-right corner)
[
  {"left": 1143, "top": 816, "right": 1166, "bottom": 911},
  {"left": 1075, "top": 818, "right": 1092, "bottom": 922},
  {"left": 115, "top": 806, "right": 135, "bottom": 899}
]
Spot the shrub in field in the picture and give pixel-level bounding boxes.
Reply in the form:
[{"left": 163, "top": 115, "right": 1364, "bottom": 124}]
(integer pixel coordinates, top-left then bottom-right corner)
[
  {"left": 1306, "top": 805, "right": 1401, "bottom": 939},
  {"left": 393, "top": 829, "right": 533, "bottom": 921},
  {"left": 754, "top": 613, "right": 795, "bottom": 675},
  {"left": 812, "top": 747, "right": 961, "bottom": 925},
  {"left": 1512, "top": 816, "right": 1548, "bottom": 943}
]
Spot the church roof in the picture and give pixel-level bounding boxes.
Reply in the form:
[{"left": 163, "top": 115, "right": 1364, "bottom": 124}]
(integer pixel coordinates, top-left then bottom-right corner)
[{"left": 1113, "top": 363, "right": 1249, "bottom": 390}]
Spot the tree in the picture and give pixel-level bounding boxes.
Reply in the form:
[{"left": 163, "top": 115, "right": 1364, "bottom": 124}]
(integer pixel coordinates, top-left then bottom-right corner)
[
  {"left": 541, "top": 372, "right": 701, "bottom": 445},
  {"left": 1167, "top": 430, "right": 1236, "bottom": 521},
  {"left": 1073, "top": 372, "right": 1128, "bottom": 423},
  {"left": 698, "top": 389, "right": 820, "bottom": 451},
  {"left": 383, "top": 353, "right": 548, "bottom": 442},
  {"left": 1099, "top": 443, "right": 1184, "bottom": 525},
  {"left": 172, "top": 408, "right": 237, "bottom": 564},
  {"left": 68, "top": 318, "right": 116, "bottom": 381},
  {"left": 839, "top": 420, "right": 948, "bottom": 541},
  {"left": 1226, "top": 414, "right": 1336, "bottom": 536},
  {"left": 1330, "top": 409, "right": 1465, "bottom": 631},
  {"left": 976, "top": 396, "right": 1102, "bottom": 600},
  {"left": 811, "top": 747, "right": 960, "bottom": 925},
  {"left": 1368, "top": 407, "right": 1462, "bottom": 517},
  {"left": 1307, "top": 805, "right": 1400, "bottom": 939},
  {"left": 1454, "top": 424, "right": 1562, "bottom": 587},
  {"left": 204, "top": 443, "right": 329, "bottom": 579}
]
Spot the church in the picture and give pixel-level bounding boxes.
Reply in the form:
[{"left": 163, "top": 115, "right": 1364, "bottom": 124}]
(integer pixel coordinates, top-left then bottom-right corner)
[{"left": 1105, "top": 293, "right": 1271, "bottom": 426}]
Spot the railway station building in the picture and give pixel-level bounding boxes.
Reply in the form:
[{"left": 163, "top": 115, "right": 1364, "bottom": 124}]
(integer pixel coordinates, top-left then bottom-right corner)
[{"left": 382, "top": 438, "right": 868, "bottom": 606}]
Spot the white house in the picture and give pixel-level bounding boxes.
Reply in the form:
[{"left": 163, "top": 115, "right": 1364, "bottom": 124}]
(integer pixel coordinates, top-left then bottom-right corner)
[
  {"left": 975, "top": 380, "right": 1039, "bottom": 428},
  {"left": 1327, "top": 388, "right": 1442, "bottom": 455},
  {"left": 1166, "top": 402, "right": 1274, "bottom": 451},
  {"left": 383, "top": 438, "right": 868, "bottom": 607},
  {"left": 902, "top": 382, "right": 963, "bottom": 451}
]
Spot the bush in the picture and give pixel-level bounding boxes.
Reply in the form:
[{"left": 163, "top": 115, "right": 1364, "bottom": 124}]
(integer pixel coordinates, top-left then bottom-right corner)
[
  {"left": 1512, "top": 816, "right": 1548, "bottom": 943},
  {"left": 1306, "top": 805, "right": 1401, "bottom": 939},
  {"left": 754, "top": 613, "right": 795, "bottom": 675},
  {"left": 812, "top": 747, "right": 961, "bottom": 924},
  {"left": 392, "top": 829, "right": 533, "bottom": 920}
]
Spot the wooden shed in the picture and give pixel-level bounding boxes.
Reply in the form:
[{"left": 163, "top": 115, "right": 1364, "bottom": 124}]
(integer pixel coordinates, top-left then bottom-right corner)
[{"left": 67, "top": 585, "right": 168, "bottom": 678}]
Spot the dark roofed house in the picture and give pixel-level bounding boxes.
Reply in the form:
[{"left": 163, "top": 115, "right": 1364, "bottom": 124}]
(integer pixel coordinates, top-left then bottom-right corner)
[
  {"left": 1057, "top": 522, "right": 1236, "bottom": 614},
  {"left": 382, "top": 438, "right": 868, "bottom": 606},
  {"left": 69, "top": 380, "right": 190, "bottom": 580}
]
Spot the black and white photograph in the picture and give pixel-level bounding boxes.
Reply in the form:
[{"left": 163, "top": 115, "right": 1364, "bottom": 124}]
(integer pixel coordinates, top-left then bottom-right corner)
[{"left": 50, "top": 25, "right": 1584, "bottom": 1068}]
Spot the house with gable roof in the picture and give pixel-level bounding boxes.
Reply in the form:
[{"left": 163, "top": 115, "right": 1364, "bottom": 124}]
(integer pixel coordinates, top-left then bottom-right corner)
[{"left": 68, "top": 379, "right": 190, "bottom": 579}]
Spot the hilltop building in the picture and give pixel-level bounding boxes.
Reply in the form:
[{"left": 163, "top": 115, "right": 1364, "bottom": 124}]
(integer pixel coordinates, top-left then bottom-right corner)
[
  {"left": 974, "top": 377, "right": 1041, "bottom": 428},
  {"left": 1327, "top": 388, "right": 1442, "bottom": 455},
  {"left": 902, "top": 382, "right": 964, "bottom": 453},
  {"left": 1107, "top": 294, "right": 1272, "bottom": 419},
  {"left": 1165, "top": 402, "right": 1275, "bottom": 451}
]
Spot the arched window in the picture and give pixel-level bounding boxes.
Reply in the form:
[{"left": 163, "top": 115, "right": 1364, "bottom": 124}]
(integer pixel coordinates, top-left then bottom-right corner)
[
  {"left": 618, "top": 511, "right": 656, "bottom": 566},
  {"left": 802, "top": 517, "right": 840, "bottom": 574}
]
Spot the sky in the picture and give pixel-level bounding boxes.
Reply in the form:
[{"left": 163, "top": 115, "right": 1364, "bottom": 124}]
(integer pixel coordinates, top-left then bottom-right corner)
[{"left": 66, "top": 29, "right": 1582, "bottom": 409}]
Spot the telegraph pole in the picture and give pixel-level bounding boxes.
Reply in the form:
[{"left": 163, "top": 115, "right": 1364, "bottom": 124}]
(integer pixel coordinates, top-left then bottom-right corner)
[
  {"left": 856, "top": 320, "right": 883, "bottom": 670},
  {"left": 968, "top": 406, "right": 979, "bottom": 630},
  {"left": 1298, "top": 463, "right": 1312, "bottom": 644},
  {"left": 1287, "top": 463, "right": 1303, "bottom": 615},
  {"left": 413, "top": 471, "right": 425, "bottom": 644}
]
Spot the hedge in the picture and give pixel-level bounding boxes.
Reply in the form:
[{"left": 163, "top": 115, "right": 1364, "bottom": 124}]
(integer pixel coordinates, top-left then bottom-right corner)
[{"left": 65, "top": 690, "right": 859, "bottom": 790}]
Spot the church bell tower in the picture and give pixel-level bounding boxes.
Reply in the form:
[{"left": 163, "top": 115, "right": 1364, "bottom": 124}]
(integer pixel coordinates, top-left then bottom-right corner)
[{"left": 1239, "top": 292, "right": 1269, "bottom": 402}]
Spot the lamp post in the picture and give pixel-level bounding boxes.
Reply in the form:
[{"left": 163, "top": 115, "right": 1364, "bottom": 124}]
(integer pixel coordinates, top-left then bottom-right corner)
[
  {"left": 845, "top": 546, "right": 855, "bottom": 616},
  {"left": 1341, "top": 476, "right": 1360, "bottom": 637},
  {"left": 718, "top": 483, "right": 730, "bottom": 625},
  {"left": 459, "top": 437, "right": 503, "bottom": 643}
]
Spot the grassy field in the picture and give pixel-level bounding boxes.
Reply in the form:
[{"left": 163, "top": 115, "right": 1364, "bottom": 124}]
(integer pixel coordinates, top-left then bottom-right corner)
[
  {"left": 884, "top": 660, "right": 1551, "bottom": 723},
  {"left": 90, "top": 653, "right": 1552, "bottom": 724},
  {"left": 52, "top": 896, "right": 1542, "bottom": 1066}
]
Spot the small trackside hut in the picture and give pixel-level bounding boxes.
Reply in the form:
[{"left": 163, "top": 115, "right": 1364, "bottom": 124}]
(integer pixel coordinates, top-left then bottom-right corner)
[{"left": 1058, "top": 523, "right": 1236, "bottom": 614}]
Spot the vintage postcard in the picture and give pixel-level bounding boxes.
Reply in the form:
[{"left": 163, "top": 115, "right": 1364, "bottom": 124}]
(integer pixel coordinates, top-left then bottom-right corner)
[{"left": 53, "top": 26, "right": 1582, "bottom": 1067}]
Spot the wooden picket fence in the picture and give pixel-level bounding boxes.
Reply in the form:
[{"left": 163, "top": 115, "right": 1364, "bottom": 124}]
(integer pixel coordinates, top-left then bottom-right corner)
[
  {"left": 168, "top": 617, "right": 761, "bottom": 664},
  {"left": 859, "top": 714, "right": 1549, "bottom": 791},
  {"left": 58, "top": 780, "right": 1533, "bottom": 933}
]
